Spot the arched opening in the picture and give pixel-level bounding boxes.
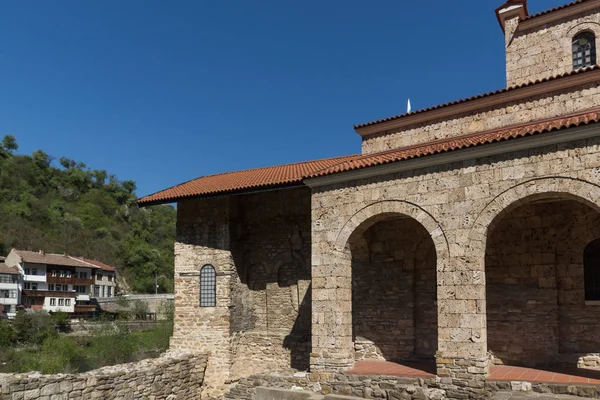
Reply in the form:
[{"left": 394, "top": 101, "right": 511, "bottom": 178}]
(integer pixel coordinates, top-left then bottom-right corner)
[
  {"left": 348, "top": 214, "right": 437, "bottom": 362},
  {"left": 485, "top": 195, "right": 600, "bottom": 367}
]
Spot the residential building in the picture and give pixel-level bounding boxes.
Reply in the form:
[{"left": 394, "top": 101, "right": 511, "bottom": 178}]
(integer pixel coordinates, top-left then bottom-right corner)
[
  {"left": 0, "top": 262, "right": 20, "bottom": 318},
  {"left": 138, "top": 0, "right": 600, "bottom": 397},
  {"left": 5, "top": 249, "right": 97, "bottom": 314},
  {"left": 70, "top": 257, "right": 117, "bottom": 298}
]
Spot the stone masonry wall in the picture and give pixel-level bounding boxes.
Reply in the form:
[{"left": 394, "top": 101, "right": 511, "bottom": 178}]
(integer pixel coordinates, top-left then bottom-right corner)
[
  {"left": 486, "top": 200, "right": 592, "bottom": 365},
  {"left": 506, "top": 10, "right": 600, "bottom": 87},
  {"left": 172, "top": 197, "right": 235, "bottom": 399},
  {"left": 0, "top": 352, "right": 207, "bottom": 400},
  {"left": 361, "top": 82, "right": 600, "bottom": 154},
  {"left": 311, "top": 132, "right": 600, "bottom": 388},
  {"left": 351, "top": 217, "right": 437, "bottom": 362},
  {"left": 229, "top": 188, "right": 312, "bottom": 379},
  {"left": 172, "top": 188, "right": 313, "bottom": 397}
]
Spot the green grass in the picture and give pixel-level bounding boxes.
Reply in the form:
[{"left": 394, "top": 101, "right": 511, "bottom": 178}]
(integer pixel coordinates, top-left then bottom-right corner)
[{"left": 0, "top": 321, "right": 173, "bottom": 374}]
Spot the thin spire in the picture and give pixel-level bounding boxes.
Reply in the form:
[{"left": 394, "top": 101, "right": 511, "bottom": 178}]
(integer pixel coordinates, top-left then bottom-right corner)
[{"left": 407, "top": 99, "right": 412, "bottom": 114}]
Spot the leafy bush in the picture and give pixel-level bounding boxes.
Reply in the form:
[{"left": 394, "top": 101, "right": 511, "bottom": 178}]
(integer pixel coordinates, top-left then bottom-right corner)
[
  {"left": 11, "top": 310, "right": 58, "bottom": 345},
  {"left": 0, "top": 319, "right": 15, "bottom": 347}
]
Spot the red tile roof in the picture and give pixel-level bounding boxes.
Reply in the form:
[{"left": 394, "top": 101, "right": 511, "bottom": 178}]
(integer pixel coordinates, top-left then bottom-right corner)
[
  {"left": 353, "top": 66, "right": 599, "bottom": 130},
  {"left": 311, "top": 107, "right": 600, "bottom": 178},
  {"left": 71, "top": 257, "right": 117, "bottom": 272},
  {"left": 524, "top": 0, "right": 591, "bottom": 21},
  {"left": 13, "top": 250, "right": 95, "bottom": 268},
  {"left": 137, "top": 155, "right": 361, "bottom": 205},
  {"left": 0, "top": 263, "right": 19, "bottom": 275}
]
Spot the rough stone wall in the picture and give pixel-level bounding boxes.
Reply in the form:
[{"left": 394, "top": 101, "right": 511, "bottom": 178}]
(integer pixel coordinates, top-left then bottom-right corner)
[
  {"left": 0, "top": 352, "right": 207, "bottom": 400},
  {"left": 350, "top": 217, "right": 437, "bottom": 362},
  {"left": 486, "top": 201, "right": 581, "bottom": 365},
  {"left": 172, "top": 197, "right": 235, "bottom": 398},
  {"left": 229, "top": 188, "right": 312, "bottom": 379},
  {"left": 506, "top": 10, "right": 600, "bottom": 87},
  {"left": 361, "top": 82, "right": 600, "bottom": 154},
  {"left": 311, "top": 133, "right": 600, "bottom": 387},
  {"left": 172, "top": 188, "right": 312, "bottom": 396}
]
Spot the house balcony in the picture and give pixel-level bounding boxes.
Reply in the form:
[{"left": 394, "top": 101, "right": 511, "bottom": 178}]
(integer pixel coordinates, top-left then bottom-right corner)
[
  {"left": 24, "top": 275, "right": 46, "bottom": 283},
  {"left": 76, "top": 294, "right": 90, "bottom": 301},
  {"left": 0, "top": 298, "right": 18, "bottom": 306},
  {"left": 0, "top": 282, "right": 18, "bottom": 290},
  {"left": 74, "top": 305, "right": 97, "bottom": 313},
  {"left": 22, "top": 289, "right": 76, "bottom": 298},
  {"left": 47, "top": 276, "right": 93, "bottom": 285}
]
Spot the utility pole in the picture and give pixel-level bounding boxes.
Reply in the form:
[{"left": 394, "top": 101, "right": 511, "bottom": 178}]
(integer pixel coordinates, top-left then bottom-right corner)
[{"left": 155, "top": 271, "right": 158, "bottom": 295}]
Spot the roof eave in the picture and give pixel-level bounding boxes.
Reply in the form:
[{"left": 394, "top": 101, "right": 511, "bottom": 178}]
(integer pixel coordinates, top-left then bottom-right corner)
[
  {"left": 308, "top": 122, "right": 600, "bottom": 188},
  {"left": 137, "top": 181, "right": 306, "bottom": 207},
  {"left": 519, "top": 0, "right": 600, "bottom": 31}
]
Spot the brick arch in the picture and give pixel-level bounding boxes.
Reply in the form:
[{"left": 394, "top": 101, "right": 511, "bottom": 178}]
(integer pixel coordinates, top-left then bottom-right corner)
[
  {"left": 334, "top": 200, "right": 450, "bottom": 269},
  {"left": 469, "top": 177, "right": 600, "bottom": 253}
]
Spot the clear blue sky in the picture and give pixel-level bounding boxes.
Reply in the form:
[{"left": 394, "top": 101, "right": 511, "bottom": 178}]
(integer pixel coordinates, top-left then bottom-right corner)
[{"left": 1, "top": 0, "right": 568, "bottom": 198}]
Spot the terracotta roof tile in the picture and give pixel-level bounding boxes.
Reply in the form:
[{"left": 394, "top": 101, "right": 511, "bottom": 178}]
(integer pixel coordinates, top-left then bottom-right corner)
[
  {"left": 137, "top": 155, "right": 361, "bottom": 205},
  {"left": 524, "top": 0, "right": 591, "bottom": 21},
  {"left": 313, "top": 107, "right": 600, "bottom": 178},
  {"left": 13, "top": 250, "right": 95, "bottom": 268},
  {"left": 353, "top": 66, "right": 599, "bottom": 130},
  {"left": 71, "top": 257, "right": 116, "bottom": 272},
  {"left": 0, "top": 263, "right": 19, "bottom": 275}
]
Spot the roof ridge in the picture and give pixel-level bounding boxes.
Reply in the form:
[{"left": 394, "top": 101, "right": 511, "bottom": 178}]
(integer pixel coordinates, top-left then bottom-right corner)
[{"left": 354, "top": 65, "right": 599, "bottom": 129}]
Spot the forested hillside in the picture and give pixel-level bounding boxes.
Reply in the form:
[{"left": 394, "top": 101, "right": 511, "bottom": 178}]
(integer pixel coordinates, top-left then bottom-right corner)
[{"left": 0, "top": 135, "right": 176, "bottom": 293}]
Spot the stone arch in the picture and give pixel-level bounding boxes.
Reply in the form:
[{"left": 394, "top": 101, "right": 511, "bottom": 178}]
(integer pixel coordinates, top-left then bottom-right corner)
[
  {"left": 567, "top": 22, "right": 600, "bottom": 38},
  {"left": 469, "top": 177, "right": 600, "bottom": 253},
  {"left": 334, "top": 200, "right": 450, "bottom": 269}
]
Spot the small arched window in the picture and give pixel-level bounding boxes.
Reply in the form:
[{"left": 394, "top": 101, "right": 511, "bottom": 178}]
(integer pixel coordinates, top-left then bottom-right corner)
[
  {"left": 573, "top": 31, "right": 596, "bottom": 70},
  {"left": 200, "top": 265, "right": 216, "bottom": 307},
  {"left": 584, "top": 239, "right": 600, "bottom": 301}
]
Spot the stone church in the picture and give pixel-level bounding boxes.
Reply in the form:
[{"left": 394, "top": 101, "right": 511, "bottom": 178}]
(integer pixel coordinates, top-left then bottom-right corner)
[{"left": 139, "top": 0, "right": 600, "bottom": 398}]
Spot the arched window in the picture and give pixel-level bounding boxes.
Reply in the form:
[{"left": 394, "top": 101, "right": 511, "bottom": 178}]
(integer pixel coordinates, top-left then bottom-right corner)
[
  {"left": 584, "top": 239, "right": 600, "bottom": 301},
  {"left": 573, "top": 31, "right": 596, "bottom": 70},
  {"left": 200, "top": 265, "right": 216, "bottom": 307}
]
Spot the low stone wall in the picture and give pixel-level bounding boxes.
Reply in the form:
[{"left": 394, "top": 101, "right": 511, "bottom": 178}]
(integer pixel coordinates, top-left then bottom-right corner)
[
  {"left": 0, "top": 352, "right": 207, "bottom": 400},
  {"left": 226, "top": 371, "right": 600, "bottom": 400}
]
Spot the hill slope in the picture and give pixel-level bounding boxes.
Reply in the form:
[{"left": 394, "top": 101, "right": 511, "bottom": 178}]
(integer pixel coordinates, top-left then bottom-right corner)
[{"left": 0, "top": 135, "right": 176, "bottom": 293}]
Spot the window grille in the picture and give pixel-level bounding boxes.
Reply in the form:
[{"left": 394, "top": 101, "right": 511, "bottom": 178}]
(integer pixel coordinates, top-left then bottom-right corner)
[
  {"left": 585, "top": 239, "right": 600, "bottom": 301},
  {"left": 573, "top": 32, "right": 596, "bottom": 70},
  {"left": 200, "top": 265, "right": 217, "bottom": 307}
]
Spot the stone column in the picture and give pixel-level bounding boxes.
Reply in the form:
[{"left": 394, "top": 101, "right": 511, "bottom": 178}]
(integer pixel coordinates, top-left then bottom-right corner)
[
  {"left": 170, "top": 197, "right": 236, "bottom": 398},
  {"left": 310, "top": 233, "right": 354, "bottom": 371},
  {"left": 436, "top": 244, "right": 489, "bottom": 389}
]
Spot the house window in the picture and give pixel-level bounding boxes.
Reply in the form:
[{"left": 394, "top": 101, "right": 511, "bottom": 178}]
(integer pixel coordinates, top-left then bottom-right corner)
[
  {"left": 60, "top": 270, "right": 65, "bottom": 277},
  {"left": 107, "top": 287, "right": 112, "bottom": 297},
  {"left": 31, "top": 283, "right": 38, "bottom": 290},
  {"left": 66, "top": 271, "right": 72, "bottom": 278},
  {"left": 62, "top": 285, "right": 69, "bottom": 291},
  {"left": 24, "top": 282, "right": 31, "bottom": 290},
  {"left": 24, "top": 268, "right": 30, "bottom": 275},
  {"left": 585, "top": 239, "right": 600, "bottom": 301},
  {"left": 58, "top": 299, "right": 64, "bottom": 306},
  {"left": 51, "top": 270, "right": 57, "bottom": 277},
  {"left": 32, "top": 268, "right": 37, "bottom": 275},
  {"left": 102, "top": 285, "right": 105, "bottom": 297},
  {"left": 65, "top": 299, "right": 71, "bottom": 306},
  {"left": 50, "top": 298, "right": 56, "bottom": 306},
  {"left": 48, "top": 284, "right": 54, "bottom": 291},
  {"left": 573, "top": 31, "right": 596, "bottom": 70},
  {"left": 94, "top": 285, "right": 100, "bottom": 297},
  {"left": 200, "top": 265, "right": 217, "bottom": 307},
  {"left": 97, "top": 273, "right": 103, "bottom": 281}
]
